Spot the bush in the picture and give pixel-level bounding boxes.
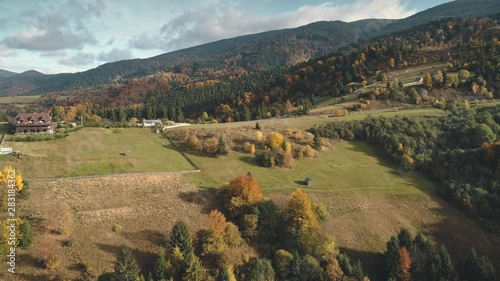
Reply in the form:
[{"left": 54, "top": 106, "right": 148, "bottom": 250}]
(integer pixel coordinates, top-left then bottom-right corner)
[
  {"left": 256, "top": 151, "right": 274, "bottom": 167},
  {"left": 302, "top": 145, "right": 316, "bottom": 158},
  {"left": 266, "top": 132, "right": 284, "bottom": 148},
  {"left": 19, "top": 220, "right": 34, "bottom": 248}
]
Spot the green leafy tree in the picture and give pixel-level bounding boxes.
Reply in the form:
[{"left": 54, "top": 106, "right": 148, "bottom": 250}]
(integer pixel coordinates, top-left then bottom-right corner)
[
  {"left": 274, "top": 249, "right": 293, "bottom": 279},
  {"left": 299, "top": 255, "right": 325, "bottom": 281},
  {"left": 114, "top": 246, "right": 143, "bottom": 281},
  {"left": 217, "top": 135, "right": 229, "bottom": 156},
  {"left": 475, "top": 124, "right": 496, "bottom": 144},
  {"left": 246, "top": 258, "right": 275, "bottom": 281}
]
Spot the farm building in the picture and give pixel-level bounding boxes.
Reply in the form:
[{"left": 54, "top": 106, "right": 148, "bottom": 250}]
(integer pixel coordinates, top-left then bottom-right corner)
[
  {"left": 142, "top": 119, "right": 163, "bottom": 127},
  {"left": 12, "top": 112, "right": 56, "bottom": 135},
  {"left": 304, "top": 177, "right": 313, "bottom": 186}
]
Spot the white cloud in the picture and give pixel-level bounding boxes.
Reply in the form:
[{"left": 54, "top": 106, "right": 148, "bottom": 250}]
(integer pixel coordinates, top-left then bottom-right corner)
[
  {"left": 97, "top": 48, "right": 133, "bottom": 62},
  {"left": 59, "top": 52, "right": 96, "bottom": 66},
  {"left": 132, "top": 0, "right": 415, "bottom": 51},
  {"left": 1, "top": 0, "right": 104, "bottom": 51}
]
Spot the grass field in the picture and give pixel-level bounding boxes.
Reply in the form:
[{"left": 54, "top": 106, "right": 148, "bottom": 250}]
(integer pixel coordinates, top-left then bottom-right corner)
[
  {"left": 2, "top": 127, "right": 195, "bottom": 178},
  {"left": 0, "top": 95, "right": 40, "bottom": 105},
  {"left": 187, "top": 108, "right": 445, "bottom": 130},
  {"left": 5, "top": 127, "right": 500, "bottom": 280},
  {"left": 182, "top": 140, "right": 500, "bottom": 277},
  {"left": 185, "top": 141, "right": 434, "bottom": 195}
]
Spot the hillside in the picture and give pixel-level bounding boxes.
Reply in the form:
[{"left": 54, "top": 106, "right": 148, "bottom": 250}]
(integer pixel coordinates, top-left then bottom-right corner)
[
  {"left": 0, "top": 69, "right": 17, "bottom": 79},
  {"left": 378, "top": 0, "right": 500, "bottom": 35},
  {"left": 3, "top": 0, "right": 500, "bottom": 96},
  {"left": 0, "top": 19, "right": 393, "bottom": 96}
]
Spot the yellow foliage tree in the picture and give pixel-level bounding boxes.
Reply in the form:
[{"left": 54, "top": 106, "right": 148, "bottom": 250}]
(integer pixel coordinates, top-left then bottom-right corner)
[
  {"left": 1, "top": 166, "right": 23, "bottom": 192},
  {"left": 389, "top": 58, "right": 395, "bottom": 68},
  {"left": 286, "top": 189, "right": 318, "bottom": 232},
  {"left": 266, "top": 132, "right": 284, "bottom": 148}
]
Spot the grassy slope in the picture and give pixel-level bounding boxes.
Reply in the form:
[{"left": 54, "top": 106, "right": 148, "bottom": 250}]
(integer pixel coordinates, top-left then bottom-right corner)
[
  {"left": 2, "top": 127, "right": 194, "bottom": 178},
  {"left": 0, "top": 95, "right": 40, "bottom": 105}
]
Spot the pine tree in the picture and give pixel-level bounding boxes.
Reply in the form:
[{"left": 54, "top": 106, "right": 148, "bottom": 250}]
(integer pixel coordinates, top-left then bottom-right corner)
[
  {"left": 397, "top": 228, "right": 413, "bottom": 250},
  {"left": 338, "top": 253, "right": 352, "bottom": 276},
  {"left": 313, "top": 132, "right": 321, "bottom": 150},
  {"left": 182, "top": 255, "right": 206, "bottom": 281},
  {"left": 386, "top": 236, "right": 400, "bottom": 280},
  {"left": 351, "top": 260, "right": 365, "bottom": 281},
  {"left": 170, "top": 221, "right": 193, "bottom": 259},
  {"left": 255, "top": 122, "right": 261, "bottom": 130},
  {"left": 216, "top": 135, "right": 229, "bottom": 156},
  {"left": 19, "top": 220, "right": 34, "bottom": 248},
  {"left": 153, "top": 248, "right": 169, "bottom": 281},
  {"left": 289, "top": 251, "right": 302, "bottom": 280},
  {"left": 114, "top": 246, "right": 142, "bottom": 281}
]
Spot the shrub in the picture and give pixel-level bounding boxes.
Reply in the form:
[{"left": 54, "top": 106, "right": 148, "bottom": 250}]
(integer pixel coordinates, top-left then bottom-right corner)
[
  {"left": 302, "top": 145, "right": 316, "bottom": 158},
  {"left": 187, "top": 135, "right": 202, "bottom": 151},
  {"left": 266, "top": 132, "right": 284, "bottom": 148},
  {"left": 256, "top": 151, "right": 274, "bottom": 167},
  {"left": 19, "top": 220, "right": 34, "bottom": 248}
]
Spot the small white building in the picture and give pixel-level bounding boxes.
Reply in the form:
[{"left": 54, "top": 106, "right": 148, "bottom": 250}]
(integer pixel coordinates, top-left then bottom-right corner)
[
  {"left": 0, "top": 146, "right": 13, "bottom": 155},
  {"left": 142, "top": 119, "right": 163, "bottom": 127}
]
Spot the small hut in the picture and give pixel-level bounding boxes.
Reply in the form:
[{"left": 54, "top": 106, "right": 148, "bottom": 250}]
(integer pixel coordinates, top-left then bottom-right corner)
[{"left": 304, "top": 177, "right": 313, "bottom": 187}]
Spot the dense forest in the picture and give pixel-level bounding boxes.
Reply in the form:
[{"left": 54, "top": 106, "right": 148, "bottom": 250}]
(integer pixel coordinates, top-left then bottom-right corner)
[{"left": 21, "top": 14, "right": 497, "bottom": 126}]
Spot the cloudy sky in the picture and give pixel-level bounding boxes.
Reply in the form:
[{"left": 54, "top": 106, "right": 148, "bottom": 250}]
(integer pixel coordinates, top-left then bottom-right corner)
[{"left": 0, "top": 0, "right": 450, "bottom": 74}]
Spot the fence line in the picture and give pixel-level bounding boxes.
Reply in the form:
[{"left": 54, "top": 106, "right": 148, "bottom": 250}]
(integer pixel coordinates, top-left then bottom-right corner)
[{"left": 25, "top": 169, "right": 201, "bottom": 182}]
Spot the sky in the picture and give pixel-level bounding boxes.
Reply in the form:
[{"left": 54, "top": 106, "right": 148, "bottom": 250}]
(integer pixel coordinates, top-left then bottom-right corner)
[{"left": 0, "top": 0, "right": 451, "bottom": 74}]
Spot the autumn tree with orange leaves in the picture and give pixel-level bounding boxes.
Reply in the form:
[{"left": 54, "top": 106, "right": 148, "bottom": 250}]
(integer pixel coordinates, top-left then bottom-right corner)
[
  {"left": 397, "top": 247, "right": 411, "bottom": 281},
  {"left": 220, "top": 175, "right": 263, "bottom": 218}
]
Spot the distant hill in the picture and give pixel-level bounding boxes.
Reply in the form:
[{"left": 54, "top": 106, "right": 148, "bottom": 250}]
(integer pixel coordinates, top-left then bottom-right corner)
[
  {"left": 378, "top": 0, "right": 500, "bottom": 35},
  {"left": 0, "top": 69, "right": 18, "bottom": 79},
  {"left": 2, "top": 0, "right": 500, "bottom": 96}
]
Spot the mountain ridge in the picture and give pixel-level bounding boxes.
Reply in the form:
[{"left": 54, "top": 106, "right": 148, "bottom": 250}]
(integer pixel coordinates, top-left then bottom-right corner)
[{"left": 2, "top": 0, "right": 500, "bottom": 96}]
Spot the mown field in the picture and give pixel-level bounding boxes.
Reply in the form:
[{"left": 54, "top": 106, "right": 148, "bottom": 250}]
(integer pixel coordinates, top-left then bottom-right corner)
[
  {"left": 7, "top": 139, "right": 500, "bottom": 280},
  {"left": 0, "top": 95, "right": 40, "bottom": 105},
  {"left": 2, "top": 127, "right": 195, "bottom": 178}
]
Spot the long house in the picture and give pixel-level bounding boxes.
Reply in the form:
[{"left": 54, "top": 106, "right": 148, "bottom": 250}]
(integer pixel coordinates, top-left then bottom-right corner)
[{"left": 13, "top": 112, "right": 56, "bottom": 135}]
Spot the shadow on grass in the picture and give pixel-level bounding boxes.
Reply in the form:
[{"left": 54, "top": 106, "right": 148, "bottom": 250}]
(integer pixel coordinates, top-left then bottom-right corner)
[
  {"left": 178, "top": 187, "right": 219, "bottom": 214},
  {"left": 339, "top": 247, "right": 386, "bottom": 281},
  {"left": 121, "top": 230, "right": 168, "bottom": 247},
  {"left": 294, "top": 180, "right": 307, "bottom": 186},
  {"left": 239, "top": 155, "right": 258, "bottom": 166},
  {"left": 96, "top": 243, "right": 156, "bottom": 272}
]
